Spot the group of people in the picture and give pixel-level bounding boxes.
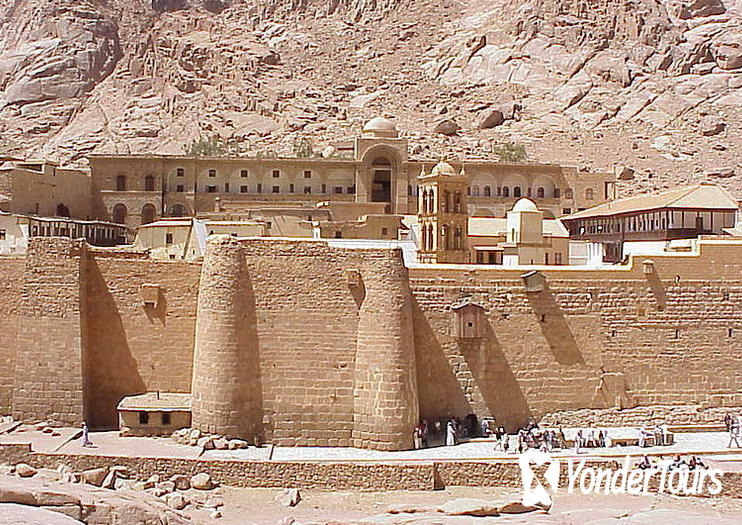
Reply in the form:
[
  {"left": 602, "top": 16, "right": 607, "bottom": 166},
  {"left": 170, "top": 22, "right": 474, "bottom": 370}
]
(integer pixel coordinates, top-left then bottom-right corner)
[
  {"left": 637, "top": 454, "right": 707, "bottom": 471},
  {"left": 637, "top": 424, "right": 671, "bottom": 447},
  {"left": 725, "top": 413, "right": 742, "bottom": 448},
  {"left": 574, "top": 428, "right": 611, "bottom": 452},
  {"left": 413, "top": 417, "right": 475, "bottom": 449}
]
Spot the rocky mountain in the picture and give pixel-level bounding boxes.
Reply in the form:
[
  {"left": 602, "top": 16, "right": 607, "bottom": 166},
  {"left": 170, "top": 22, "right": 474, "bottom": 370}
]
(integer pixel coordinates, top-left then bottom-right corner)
[{"left": 0, "top": 0, "right": 740, "bottom": 197}]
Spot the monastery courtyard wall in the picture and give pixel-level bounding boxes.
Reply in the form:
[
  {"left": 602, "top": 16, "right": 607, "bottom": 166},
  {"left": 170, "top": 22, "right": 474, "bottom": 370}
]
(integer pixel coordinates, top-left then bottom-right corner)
[{"left": 0, "top": 237, "right": 740, "bottom": 450}]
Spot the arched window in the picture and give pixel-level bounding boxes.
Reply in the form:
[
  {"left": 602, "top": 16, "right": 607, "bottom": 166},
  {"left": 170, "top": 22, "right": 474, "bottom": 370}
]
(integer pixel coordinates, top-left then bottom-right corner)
[
  {"left": 514, "top": 186, "right": 522, "bottom": 197},
  {"left": 144, "top": 175, "right": 155, "bottom": 192},
  {"left": 502, "top": 186, "right": 510, "bottom": 197},
  {"left": 585, "top": 188, "right": 595, "bottom": 200},
  {"left": 112, "top": 203, "right": 127, "bottom": 224},
  {"left": 472, "top": 186, "right": 480, "bottom": 197},
  {"left": 537, "top": 187, "right": 545, "bottom": 198},
  {"left": 170, "top": 203, "right": 186, "bottom": 217},
  {"left": 483, "top": 186, "right": 491, "bottom": 197},
  {"left": 442, "top": 224, "right": 450, "bottom": 250},
  {"left": 565, "top": 188, "right": 574, "bottom": 199},
  {"left": 443, "top": 190, "right": 450, "bottom": 213},
  {"left": 453, "top": 191, "right": 461, "bottom": 213},
  {"left": 115, "top": 175, "right": 127, "bottom": 191},
  {"left": 141, "top": 204, "right": 156, "bottom": 225},
  {"left": 428, "top": 224, "right": 435, "bottom": 251},
  {"left": 428, "top": 189, "right": 436, "bottom": 214}
]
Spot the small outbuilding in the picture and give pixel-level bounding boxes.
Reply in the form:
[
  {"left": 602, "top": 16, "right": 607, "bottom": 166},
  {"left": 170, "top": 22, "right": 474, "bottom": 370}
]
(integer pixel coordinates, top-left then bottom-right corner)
[{"left": 117, "top": 392, "right": 192, "bottom": 437}]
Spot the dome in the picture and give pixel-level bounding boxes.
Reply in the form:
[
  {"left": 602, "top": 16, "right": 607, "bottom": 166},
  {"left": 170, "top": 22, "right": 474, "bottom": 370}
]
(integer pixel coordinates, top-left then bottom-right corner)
[
  {"left": 362, "top": 117, "right": 398, "bottom": 138},
  {"left": 512, "top": 197, "right": 538, "bottom": 212},
  {"left": 431, "top": 160, "right": 456, "bottom": 177}
]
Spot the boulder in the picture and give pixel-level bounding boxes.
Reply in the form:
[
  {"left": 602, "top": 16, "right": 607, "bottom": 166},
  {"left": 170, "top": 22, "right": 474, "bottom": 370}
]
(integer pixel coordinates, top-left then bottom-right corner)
[
  {"left": 699, "top": 115, "right": 725, "bottom": 136},
  {"left": 213, "top": 438, "right": 229, "bottom": 450},
  {"left": 434, "top": 119, "right": 461, "bottom": 136},
  {"left": 499, "top": 501, "right": 545, "bottom": 514},
  {"left": 81, "top": 467, "right": 109, "bottom": 487},
  {"left": 437, "top": 498, "right": 499, "bottom": 516},
  {"left": 169, "top": 474, "right": 190, "bottom": 491},
  {"left": 478, "top": 108, "right": 504, "bottom": 129},
  {"left": 188, "top": 428, "right": 201, "bottom": 440},
  {"left": 276, "top": 488, "right": 301, "bottom": 507},
  {"left": 165, "top": 492, "right": 187, "bottom": 510},
  {"left": 705, "top": 166, "right": 735, "bottom": 178},
  {"left": 15, "top": 463, "right": 37, "bottom": 478},
  {"left": 156, "top": 481, "right": 175, "bottom": 494},
  {"left": 228, "top": 439, "right": 248, "bottom": 449},
  {"left": 617, "top": 166, "right": 636, "bottom": 180},
  {"left": 0, "top": 503, "right": 83, "bottom": 525},
  {"left": 197, "top": 436, "right": 215, "bottom": 450},
  {"left": 190, "top": 472, "right": 214, "bottom": 490}
]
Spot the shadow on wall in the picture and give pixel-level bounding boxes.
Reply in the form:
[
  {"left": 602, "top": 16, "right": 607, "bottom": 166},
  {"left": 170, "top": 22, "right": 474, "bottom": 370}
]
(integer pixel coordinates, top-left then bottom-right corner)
[
  {"left": 240, "top": 268, "right": 266, "bottom": 445},
  {"left": 412, "top": 297, "right": 470, "bottom": 423},
  {"left": 525, "top": 286, "right": 585, "bottom": 366},
  {"left": 460, "top": 320, "right": 532, "bottom": 432},
  {"left": 84, "top": 257, "right": 146, "bottom": 429},
  {"left": 645, "top": 271, "right": 668, "bottom": 311}
]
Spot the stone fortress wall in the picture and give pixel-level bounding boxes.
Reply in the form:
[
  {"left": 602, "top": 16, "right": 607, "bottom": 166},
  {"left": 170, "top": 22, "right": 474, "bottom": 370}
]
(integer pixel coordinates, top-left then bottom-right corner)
[{"left": 0, "top": 237, "right": 740, "bottom": 450}]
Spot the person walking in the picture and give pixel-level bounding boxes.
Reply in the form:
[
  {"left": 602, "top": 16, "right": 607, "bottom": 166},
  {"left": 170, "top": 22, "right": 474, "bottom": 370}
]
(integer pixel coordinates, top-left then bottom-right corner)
[
  {"left": 446, "top": 420, "right": 457, "bottom": 446},
  {"left": 81, "top": 422, "right": 92, "bottom": 447},
  {"left": 728, "top": 419, "right": 741, "bottom": 448}
]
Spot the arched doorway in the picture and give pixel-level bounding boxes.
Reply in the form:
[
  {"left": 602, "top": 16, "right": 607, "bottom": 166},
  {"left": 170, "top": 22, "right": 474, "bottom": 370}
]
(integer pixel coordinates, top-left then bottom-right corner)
[
  {"left": 112, "top": 203, "right": 127, "bottom": 224},
  {"left": 141, "top": 204, "right": 156, "bottom": 225},
  {"left": 371, "top": 157, "right": 392, "bottom": 203}
]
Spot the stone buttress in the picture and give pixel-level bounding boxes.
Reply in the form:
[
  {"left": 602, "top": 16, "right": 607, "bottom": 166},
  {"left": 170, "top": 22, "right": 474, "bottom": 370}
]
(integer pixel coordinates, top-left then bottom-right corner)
[
  {"left": 191, "top": 236, "right": 261, "bottom": 440},
  {"left": 353, "top": 248, "right": 419, "bottom": 450}
]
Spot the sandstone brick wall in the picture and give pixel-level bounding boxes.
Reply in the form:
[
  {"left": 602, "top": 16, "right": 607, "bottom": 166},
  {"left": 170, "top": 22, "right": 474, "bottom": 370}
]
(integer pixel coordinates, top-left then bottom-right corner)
[
  {"left": 84, "top": 249, "right": 200, "bottom": 428},
  {"left": 0, "top": 257, "right": 24, "bottom": 413},
  {"left": 12, "top": 238, "right": 87, "bottom": 424}
]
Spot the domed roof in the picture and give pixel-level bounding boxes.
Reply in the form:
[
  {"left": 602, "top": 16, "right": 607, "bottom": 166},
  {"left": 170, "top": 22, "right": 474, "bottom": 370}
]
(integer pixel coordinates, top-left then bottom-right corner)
[
  {"left": 512, "top": 198, "right": 538, "bottom": 212},
  {"left": 431, "top": 160, "right": 456, "bottom": 177},
  {"left": 362, "top": 117, "right": 398, "bottom": 138}
]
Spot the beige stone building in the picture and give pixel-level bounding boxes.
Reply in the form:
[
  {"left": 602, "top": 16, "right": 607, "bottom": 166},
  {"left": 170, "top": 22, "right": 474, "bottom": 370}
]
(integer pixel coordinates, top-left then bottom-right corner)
[{"left": 87, "top": 118, "right": 616, "bottom": 228}]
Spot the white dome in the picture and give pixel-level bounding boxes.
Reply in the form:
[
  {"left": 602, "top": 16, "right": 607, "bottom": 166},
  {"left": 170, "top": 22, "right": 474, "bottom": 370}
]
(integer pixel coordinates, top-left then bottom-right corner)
[
  {"left": 362, "top": 117, "right": 398, "bottom": 138},
  {"left": 512, "top": 197, "right": 538, "bottom": 212},
  {"left": 431, "top": 160, "right": 456, "bottom": 177}
]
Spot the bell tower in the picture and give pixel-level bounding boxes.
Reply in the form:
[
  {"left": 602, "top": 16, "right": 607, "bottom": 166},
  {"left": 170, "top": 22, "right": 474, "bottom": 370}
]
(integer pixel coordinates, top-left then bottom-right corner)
[{"left": 417, "top": 160, "right": 469, "bottom": 263}]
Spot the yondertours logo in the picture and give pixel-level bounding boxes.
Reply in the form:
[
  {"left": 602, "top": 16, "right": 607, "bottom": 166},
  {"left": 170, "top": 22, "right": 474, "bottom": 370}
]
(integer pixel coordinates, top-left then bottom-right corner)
[{"left": 519, "top": 451, "right": 724, "bottom": 506}]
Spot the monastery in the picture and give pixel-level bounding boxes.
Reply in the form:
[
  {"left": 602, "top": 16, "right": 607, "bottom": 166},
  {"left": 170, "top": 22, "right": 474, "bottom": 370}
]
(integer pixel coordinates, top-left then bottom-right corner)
[{"left": 0, "top": 119, "right": 741, "bottom": 451}]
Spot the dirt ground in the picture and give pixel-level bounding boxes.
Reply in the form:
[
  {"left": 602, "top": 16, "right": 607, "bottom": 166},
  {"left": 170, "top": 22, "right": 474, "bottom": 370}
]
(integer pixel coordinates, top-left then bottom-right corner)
[{"left": 191, "top": 485, "right": 742, "bottom": 524}]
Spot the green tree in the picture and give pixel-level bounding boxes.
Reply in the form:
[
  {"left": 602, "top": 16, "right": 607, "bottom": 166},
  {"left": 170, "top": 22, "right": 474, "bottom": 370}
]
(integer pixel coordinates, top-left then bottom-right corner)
[
  {"left": 183, "top": 135, "right": 238, "bottom": 157},
  {"left": 493, "top": 142, "right": 527, "bottom": 162},
  {"left": 292, "top": 137, "right": 314, "bottom": 158}
]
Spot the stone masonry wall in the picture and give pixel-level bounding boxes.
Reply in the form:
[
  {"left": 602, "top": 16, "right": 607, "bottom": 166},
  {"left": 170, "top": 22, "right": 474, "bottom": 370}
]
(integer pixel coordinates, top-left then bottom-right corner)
[{"left": 0, "top": 257, "right": 24, "bottom": 414}]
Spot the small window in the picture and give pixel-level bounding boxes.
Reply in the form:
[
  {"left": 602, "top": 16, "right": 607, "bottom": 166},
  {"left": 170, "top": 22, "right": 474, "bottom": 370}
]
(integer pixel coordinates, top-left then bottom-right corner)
[
  {"left": 0, "top": 229, "right": 5, "bottom": 240},
  {"left": 240, "top": 185, "right": 248, "bottom": 193},
  {"left": 562, "top": 208, "right": 571, "bottom": 215},
  {"left": 272, "top": 186, "right": 280, "bottom": 193},
  {"left": 335, "top": 230, "right": 342, "bottom": 238},
  {"left": 139, "top": 412, "right": 149, "bottom": 425},
  {"left": 176, "top": 185, "right": 184, "bottom": 193},
  {"left": 554, "top": 188, "right": 561, "bottom": 198},
  {"left": 304, "top": 170, "right": 312, "bottom": 179},
  {"left": 207, "top": 185, "right": 217, "bottom": 193},
  {"left": 169, "top": 254, "right": 176, "bottom": 260},
  {"left": 224, "top": 182, "right": 230, "bottom": 193},
  {"left": 381, "top": 227, "right": 389, "bottom": 236},
  {"left": 166, "top": 233, "right": 173, "bottom": 244},
  {"left": 208, "top": 169, "right": 216, "bottom": 177},
  {"left": 321, "top": 184, "right": 327, "bottom": 194},
  {"left": 334, "top": 186, "right": 343, "bottom": 194},
  {"left": 257, "top": 183, "right": 262, "bottom": 193},
  {"left": 176, "top": 168, "right": 184, "bottom": 177},
  {"left": 565, "top": 189, "right": 574, "bottom": 199},
  {"left": 240, "top": 169, "right": 248, "bottom": 178},
  {"left": 162, "top": 412, "right": 171, "bottom": 425},
  {"left": 347, "top": 186, "right": 355, "bottom": 195},
  {"left": 304, "top": 186, "right": 312, "bottom": 194},
  {"left": 272, "top": 170, "right": 280, "bottom": 178},
  {"left": 289, "top": 183, "right": 295, "bottom": 193}
]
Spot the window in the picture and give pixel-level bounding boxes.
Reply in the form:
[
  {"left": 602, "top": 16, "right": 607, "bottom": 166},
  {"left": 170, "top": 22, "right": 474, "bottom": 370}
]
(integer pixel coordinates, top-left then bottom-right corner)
[
  {"left": 0, "top": 229, "right": 5, "bottom": 240},
  {"left": 240, "top": 169, "right": 248, "bottom": 178},
  {"left": 257, "top": 183, "right": 262, "bottom": 193},
  {"left": 208, "top": 169, "right": 216, "bottom": 177},
  {"left": 334, "top": 186, "right": 343, "bottom": 194},
  {"left": 224, "top": 182, "right": 230, "bottom": 193},
  {"left": 139, "top": 412, "right": 149, "bottom": 425},
  {"left": 206, "top": 185, "right": 217, "bottom": 193},
  {"left": 335, "top": 230, "right": 342, "bottom": 238},
  {"left": 513, "top": 186, "right": 522, "bottom": 197},
  {"left": 554, "top": 188, "right": 561, "bottom": 198},
  {"left": 483, "top": 186, "right": 491, "bottom": 197},
  {"left": 240, "top": 185, "right": 248, "bottom": 193},
  {"left": 162, "top": 413, "right": 171, "bottom": 425},
  {"left": 502, "top": 187, "right": 510, "bottom": 197},
  {"left": 176, "top": 168, "right": 184, "bottom": 177},
  {"left": 304, "top": 186, "right": 311, "bottom": 194},
  {"left": 563, "top": 208, "right": 571, "bottom": 215},
  {"left": 382, "top": 227, "right": 389, "bottom": 236},
  {"left": 537, "top": 187, "right": 545, "bottom": 198},
  {"left": 166, "top": 233, "right": 173, "bottom": 244},
  {"left": 272, "top": 186, "right": 280, "bottom": 193},
  {"left": 347, "top": 186, "right": 355, "bottom": 194},
  {"left": 321, "top": 184, "right": 327, "bottom": 194},
  {"left": 408, "top": 184, "right": 413, "bottom": 196},
  {"left": 472, "top": 186, "right": 480, "bottom": 197},
  {"left": 565, "top": 188, "right": 574, "bottom": 199},
  {"left": 144, "top": 175, "right": 155, "bottom": 191},
  {"left": 555, "top": 253, "right": 562, "bottom": 265},
  {"left": 304, "top": 170, "right": 312, "bottom": 179},
  {"left": 115, "top": 175, "right": 127, "bottom": 191},
  {"left": 289, "top": 183, "right": 295, "bottom": 193},
  {"left": 585, "top": 188, "right": 595, "bottom": 200},
  {"left": 272, "top": 170, "right": 280, "bottom": 178},
  {"left": 176, "top": 184, "right": 184, "bottom": 193}
]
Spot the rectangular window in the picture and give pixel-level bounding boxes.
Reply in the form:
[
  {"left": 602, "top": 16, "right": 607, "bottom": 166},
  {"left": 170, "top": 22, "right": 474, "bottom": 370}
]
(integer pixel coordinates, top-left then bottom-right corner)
[
  {"left": 240, "top": 169, "right": 248, "bottom": 178},
  {"left": 381, "top": 227, "right": 389, "bottom": 236},
  {"left": 347, "top": 186, "right": 356, "bottom": 194},
  {"left": 176, "top": 168, "right": 184, "bottom": 177},
  {"left": 208, "top": 169, "right": 216, "bottom": 177},
  {"left": 166, "top": 233, "right": 173, "bottom": 244},
  {"left": 257, "top": 183, "right": 262, "bottom": 193},
  {"left": 321, "top": 184, "right": 327, "bottom": 194},
  {"left": 272, "top": 170, "right": 280, "bottom": 178},
  {"left": 334, "top": 186, "right": 343, "bottom": 194},
  {"left": 562, "top": 208, "right": 571, "bottom": 215},
  {"left": 139, "top": 412, "right": 149, "bottom": 425},
  {"left": 0, "top": 229, "right": 5, "bottom": 240},
  {"left": 304, "top": 170, "right": 312, "bottom": 179},
  {"left": 225, "top": 182, "right": 230, "bottom": 193},
  {"left": 304, "top": 186, "right": 312, "bottom": 194},
  {"left": 207, "top": 185, "right": 217, "bottom": 193},
  {"left": 240, "top": 185, "right": 248, "bottom": 193},
  {"left": 554, "top": 188, "right": 561, "bottom": 198},
  {"left": 272, "top": 186, "right": 280, "bottom": 193},
  {"left": 176, "top": 185, "right": 184, "bottom": 193},
  {"left": 289, "top": 183, "right": 295, "bottom": 193},
  {"left": 162, "top": 413, "right": 171, "bottom": 425}
]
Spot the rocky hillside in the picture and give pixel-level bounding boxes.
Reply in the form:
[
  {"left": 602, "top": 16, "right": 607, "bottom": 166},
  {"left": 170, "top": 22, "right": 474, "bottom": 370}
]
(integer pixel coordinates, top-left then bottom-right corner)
[{"left": 0, "top": 0, "right": 740, "bottom": 197}]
